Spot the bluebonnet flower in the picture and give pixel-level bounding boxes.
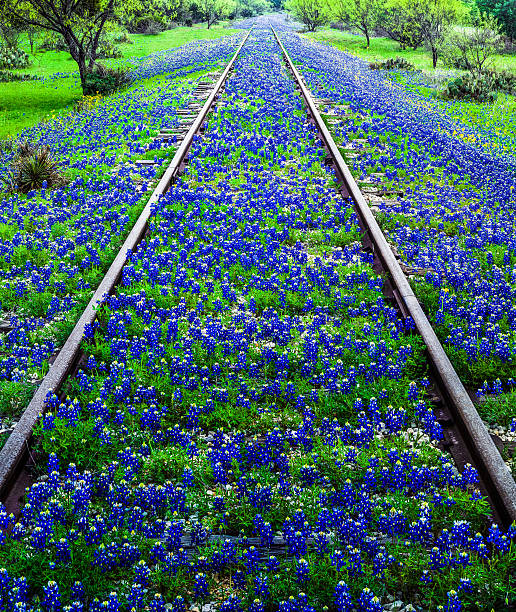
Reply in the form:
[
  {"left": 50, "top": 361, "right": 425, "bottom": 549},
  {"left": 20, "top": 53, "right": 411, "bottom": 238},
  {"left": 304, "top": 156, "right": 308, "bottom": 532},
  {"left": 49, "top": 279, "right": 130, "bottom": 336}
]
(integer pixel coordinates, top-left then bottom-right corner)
[
  {"left": 356, "top": 588, "right": 382, "bottom": 612},
  {"left": 334, "top": 581, "right": 353, "bottom": 612},
  {"left": 43, "top": 581, "right": 61, "bottom": 612},
  {"left": 193, "top": 573, "right": 209, "bottom": 599},
  {"left": 295, "top": 559, "right": 310, "bottom": 584},
  {"left": 220, "top": 595, "right": 243, "bottom": 611},
  {"left": 249, "top": 600, "right": 265, "bottom": 612},
  {"left": 444, "top": 590, "right": 462, "bottom": 612},
  {"left": 170, "top": 596, "right": 186, "bottom": 612},
  {"left": 150, "top": 594, "right": 165, "bottom": 612}
]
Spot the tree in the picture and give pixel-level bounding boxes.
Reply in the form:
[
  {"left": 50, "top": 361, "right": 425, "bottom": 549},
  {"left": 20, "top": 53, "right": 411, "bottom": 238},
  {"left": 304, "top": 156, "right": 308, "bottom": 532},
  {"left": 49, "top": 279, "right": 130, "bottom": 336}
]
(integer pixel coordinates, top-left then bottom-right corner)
[
  {"left": 26, "top": 22, "right": 43, "bottom": 54},
  {"left": 381, "top": 0, "right": 428, "bottom": 49},
  {"left": 441, "top": 12, "right": 503, "bottom": 74},
  {"left": 420, "top": 0, "right": 465, "bottom": 68},
  {"left": 0, "top": 0, "right": 119, "bottom": 92},
  {"left": 330, "top": 0, "right": 384, "bottom": 48},
  {"left": 286, "top": 0, "right": 329, "bottom": 31},
  {"left": 475, "top": 0, "right": 516, "bottom": 42},
  {"left": 190, "top": 0, "right": 236, "bottom": 28},
  {"left": 237, "top": 0, "right": 272, "bottom": 18},
  {"left": 118, "top": 0, "right": 176, "bottom": 33}
]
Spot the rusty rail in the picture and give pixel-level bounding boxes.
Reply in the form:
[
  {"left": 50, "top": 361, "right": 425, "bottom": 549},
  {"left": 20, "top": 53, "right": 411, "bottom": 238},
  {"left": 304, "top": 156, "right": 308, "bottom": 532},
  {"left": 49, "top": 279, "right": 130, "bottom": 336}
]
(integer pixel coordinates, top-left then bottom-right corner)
[
  {"left": 271, "top": 26, "right": 516, "bottom": 528},
  {"left": 0, "top": 28, "right": 252, "bottom": 501}
]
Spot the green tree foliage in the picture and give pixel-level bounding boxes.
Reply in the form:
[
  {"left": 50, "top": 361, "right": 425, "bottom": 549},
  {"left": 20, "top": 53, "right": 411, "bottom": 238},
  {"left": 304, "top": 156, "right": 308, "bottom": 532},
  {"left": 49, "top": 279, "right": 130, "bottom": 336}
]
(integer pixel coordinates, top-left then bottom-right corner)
[
  {"left": 286, "top": 0, "right": 329, "bottom": 31},
  {"left": 381, "top": 0, "right": 428, "bottom": 49},
  {"left": 0, "top": 8, "right": 24, "bottom": 48},
  {"left": 0, "top": 0, "right": 130, "bottom": 92},
  {"left": 119, "top": 0, "right": 182, "bottom": 33},
  {"left": 237, "top": 0, "right": 272, "bottom": 18},
  {"left": 330, "top": 0, "right": 384, "bottom": 47},
  {"left": 475, "top": 0, "right": 516, "bottom": 41},
  {"left": 189, "top": 0, "right": 236, "bottom": 28},
  {"left": 420, "top": 0, "right": 465, "bottom": 68},
  {"left": 441, "top": 12, "right": 503, "bottom": 74}
]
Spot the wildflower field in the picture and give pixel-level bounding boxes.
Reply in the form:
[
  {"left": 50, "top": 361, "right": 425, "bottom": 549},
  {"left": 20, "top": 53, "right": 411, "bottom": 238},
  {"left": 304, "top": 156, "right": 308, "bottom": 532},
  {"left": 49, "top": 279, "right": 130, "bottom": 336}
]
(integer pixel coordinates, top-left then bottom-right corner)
[
  {"left": 280, "top": 29, "right": 516, "bottom": 434},
  {"left": 0, "top": 16, "right": 514, "bottom": 612}
]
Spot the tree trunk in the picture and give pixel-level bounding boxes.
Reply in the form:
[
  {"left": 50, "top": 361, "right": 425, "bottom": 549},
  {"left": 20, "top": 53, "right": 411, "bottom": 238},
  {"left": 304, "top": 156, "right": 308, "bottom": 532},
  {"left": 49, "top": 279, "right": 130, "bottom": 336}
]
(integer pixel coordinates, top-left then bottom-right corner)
[
  {"left": 76, "top": 52, "right": 89, "bottom": 94},
  {"left": 62, "top": 31, "right": 88, "bottom": 94},
  {"left": 365, "top": 29, "right": 370, "bottom": 48},
  {"left": 432, "top": 47, "right": 438, "bottom": 69}
]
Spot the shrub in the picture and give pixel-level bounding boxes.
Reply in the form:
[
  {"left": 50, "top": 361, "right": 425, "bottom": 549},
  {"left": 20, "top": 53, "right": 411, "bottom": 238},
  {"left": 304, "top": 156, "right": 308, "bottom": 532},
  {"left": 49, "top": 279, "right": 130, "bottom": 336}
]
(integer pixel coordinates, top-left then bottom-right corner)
[
  {"left": 441, "top": 15, "right": 503, "bottom": 77},
  {"left": 129, "top": 17, "right": 167, "bottom": 35},
  {"left": 113, "top": 32, "right": 133, "bottom": 44},
  {"left": 369, "top": 57, "right": 419, "bottom": 71},
  {"left": 83, "top": 64, "right": 133, "bottom": 96},
  {"left": 0, "top": 70, "right": 39, "bottom": 83},
  {"left": 2, "top": 143, "right": 67, "bottom": 193},
  {"left": 0, "top": 46, "right": 30, "bottom": 70},
  {"left": 487, "top": 69, "right": 516, "bottom": 95},
  {"left": 442, "top": 74, "right": 497, "bottom": 103},
  {"left": 95, "top": 39, "right": 123, "bottom": 59}
]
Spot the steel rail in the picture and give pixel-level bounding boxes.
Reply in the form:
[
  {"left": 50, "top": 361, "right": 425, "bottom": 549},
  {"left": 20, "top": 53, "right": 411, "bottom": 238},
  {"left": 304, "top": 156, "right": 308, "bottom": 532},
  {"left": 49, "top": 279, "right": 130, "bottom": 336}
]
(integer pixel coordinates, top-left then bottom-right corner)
[
  {"left": 0, "top": 28, "right": 252, "bottom": 501},
  {"left": 271, "top": 26, "right": 516, "bottom": 528}
]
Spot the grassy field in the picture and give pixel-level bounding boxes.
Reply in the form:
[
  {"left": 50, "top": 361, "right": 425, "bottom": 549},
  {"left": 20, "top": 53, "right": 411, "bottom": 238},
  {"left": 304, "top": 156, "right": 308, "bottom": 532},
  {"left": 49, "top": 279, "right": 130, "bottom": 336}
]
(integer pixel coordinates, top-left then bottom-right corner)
[
  {"left": 0, "top": 24, "right": 238, "bottom": 139},
  {"left": 308, "top": 28, "right": 516, "bottom": 73}
]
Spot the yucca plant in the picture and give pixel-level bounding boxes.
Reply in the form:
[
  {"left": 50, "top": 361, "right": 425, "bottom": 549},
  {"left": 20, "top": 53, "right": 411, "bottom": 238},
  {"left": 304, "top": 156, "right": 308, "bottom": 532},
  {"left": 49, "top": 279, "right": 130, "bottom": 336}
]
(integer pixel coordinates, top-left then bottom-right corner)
[{"left": 12, "top": 144, "right": 67, "bottom": 193}]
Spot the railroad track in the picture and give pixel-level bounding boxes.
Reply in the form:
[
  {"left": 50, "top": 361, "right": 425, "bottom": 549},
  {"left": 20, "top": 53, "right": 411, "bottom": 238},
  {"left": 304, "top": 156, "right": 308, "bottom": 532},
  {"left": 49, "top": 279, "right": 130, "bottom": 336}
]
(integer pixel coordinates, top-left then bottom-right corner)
[
  {"left": 271, "top": 26, "right": 516, "bottom": 529},
  {"left": 0, "top": 25, "right": 514, "bottom": 610},
  {"left": 0, "top": 28, "right": 252, "bottom": 511}
]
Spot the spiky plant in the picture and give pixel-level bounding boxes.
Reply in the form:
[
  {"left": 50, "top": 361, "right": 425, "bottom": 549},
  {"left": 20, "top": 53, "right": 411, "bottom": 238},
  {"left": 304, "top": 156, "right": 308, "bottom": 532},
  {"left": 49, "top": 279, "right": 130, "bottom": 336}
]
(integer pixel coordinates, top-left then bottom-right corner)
[
  {"left": 13, "top": 145, "right": 66, "bottom": 193},
  {"left": 17, "top": 140, "right": 35, "bottom": 157}
]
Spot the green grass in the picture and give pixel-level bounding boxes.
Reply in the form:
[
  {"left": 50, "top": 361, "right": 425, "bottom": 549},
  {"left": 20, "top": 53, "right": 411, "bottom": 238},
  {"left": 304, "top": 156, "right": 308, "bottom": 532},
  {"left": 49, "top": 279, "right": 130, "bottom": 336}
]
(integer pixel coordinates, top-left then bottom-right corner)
[
  {"left": 307, "top": 28, "right": 516, "bottom": 73},
  {"left": 0, "top": 24, "right": 238, "bottom": 139}
]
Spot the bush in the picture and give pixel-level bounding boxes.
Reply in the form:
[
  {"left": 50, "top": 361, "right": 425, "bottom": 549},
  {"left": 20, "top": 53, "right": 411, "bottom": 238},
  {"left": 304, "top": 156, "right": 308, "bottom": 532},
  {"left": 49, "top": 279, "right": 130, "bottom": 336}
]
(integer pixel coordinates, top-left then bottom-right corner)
[
  {"left": 487, "top": 69, "right": 516, "bottom": 95},
  {"left": 0, "top": 70, "right": 39, "bottom": 83},
  {"left": 369, "top": 57, "right": 419, "bottom": 71},
  {"left": 129, "top": 17, "right": 167, "bottom": 35},
  {"left": 39, "top": 33, "right": 68, "bottom": 52},
  {"left": 2, "top": 143, "right": 67, "bottom": 193},
  {"left": 0, "top": 46, "right": 30, "bottom": 70},
  {"left": 95, "top": 39, "right": 123, "bottom": 59},
  {"left": 442, "top": 74, "right": 497, "bottom": 103},
  {"left": 83, "top": 64, "right": 133, "bottom": 96},
  {"left": 441, "top": 15, "right": 503, "bottom": 77},
  {"left": 113, "top": 32, "right": 133, "bottom": 44}
]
